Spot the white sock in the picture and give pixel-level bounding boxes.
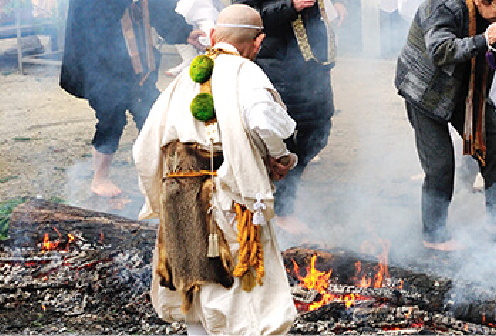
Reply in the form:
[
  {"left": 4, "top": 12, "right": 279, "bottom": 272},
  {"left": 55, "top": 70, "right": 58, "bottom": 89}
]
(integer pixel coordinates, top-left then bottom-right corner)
[{"left": 186, "top": 322, "right": 208, "bottom": 335}]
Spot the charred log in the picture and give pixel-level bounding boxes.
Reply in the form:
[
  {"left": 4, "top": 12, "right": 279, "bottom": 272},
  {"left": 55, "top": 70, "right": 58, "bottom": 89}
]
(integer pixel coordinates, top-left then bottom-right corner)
[{"left": 7, "top": 198, "right": 157, "bottom": 251}]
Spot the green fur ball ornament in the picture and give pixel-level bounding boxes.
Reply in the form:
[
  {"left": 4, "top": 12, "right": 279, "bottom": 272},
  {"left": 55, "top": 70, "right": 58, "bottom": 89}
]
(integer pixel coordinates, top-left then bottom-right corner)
[
  {"left": 191, "top": 93, "right": 215, "bottom": 121},
  {"left": 190, "top": 55, "right": 214, "bottom": 83}
]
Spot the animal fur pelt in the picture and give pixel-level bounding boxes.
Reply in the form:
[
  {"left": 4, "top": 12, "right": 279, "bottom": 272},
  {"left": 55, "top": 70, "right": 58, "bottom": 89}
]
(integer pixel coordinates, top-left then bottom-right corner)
[{"left": 156, "top": 141, "right": 234, "bottom": 313}]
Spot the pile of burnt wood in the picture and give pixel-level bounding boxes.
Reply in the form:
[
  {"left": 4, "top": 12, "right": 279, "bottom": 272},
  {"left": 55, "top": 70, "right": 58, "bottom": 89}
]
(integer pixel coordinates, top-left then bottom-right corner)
[{"left": 0, "top": 199, "right": 495, "bottom": 335}]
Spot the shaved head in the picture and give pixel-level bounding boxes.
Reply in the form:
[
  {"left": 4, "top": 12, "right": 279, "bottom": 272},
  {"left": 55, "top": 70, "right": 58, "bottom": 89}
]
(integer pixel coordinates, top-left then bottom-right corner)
[{"left": 213, "top": 4, "right": 263, "bottom": 45}]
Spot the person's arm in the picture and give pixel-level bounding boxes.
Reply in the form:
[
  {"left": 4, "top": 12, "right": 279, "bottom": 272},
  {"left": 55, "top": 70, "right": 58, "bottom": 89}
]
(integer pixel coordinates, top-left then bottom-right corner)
[
  {"left": 332, "top": 1, "right": 347, "bottom": 27},
  {"left": 424, "top": 4, "right": 487, "bottom": 66},
  {"left": 148, "top": 0, "right": 193, "bottom": 45},
  {"left": 242, "top": 86, "right": 298, "bottom": 180}
]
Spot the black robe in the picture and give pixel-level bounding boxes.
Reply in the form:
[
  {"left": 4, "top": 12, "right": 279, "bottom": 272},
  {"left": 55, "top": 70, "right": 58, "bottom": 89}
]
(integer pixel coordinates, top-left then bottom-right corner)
[
  {"left": 60, "top": 0, "right": 193, "bottom": 99},
  {"left": 233, "top": 0, "right": 336, "bottom": 127}
]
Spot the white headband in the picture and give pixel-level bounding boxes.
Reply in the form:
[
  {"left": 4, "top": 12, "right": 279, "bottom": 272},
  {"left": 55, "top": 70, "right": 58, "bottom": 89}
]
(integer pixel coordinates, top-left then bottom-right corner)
[{"left": 216, "top": 23, "right": 263, "bottom": 29}]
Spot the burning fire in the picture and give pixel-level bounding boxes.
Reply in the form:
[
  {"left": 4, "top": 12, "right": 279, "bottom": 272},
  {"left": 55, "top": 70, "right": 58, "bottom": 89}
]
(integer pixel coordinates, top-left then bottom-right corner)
[
  {"left": 41, "top": 233, "right": 59, "bottom": 253},
  {"left": 353, "top": 239, "right": 390, "bottom": 288},
  {"left": 66, "top": 233, "right": 75, "bottom": 250},
  {"left": 40, "top": 227, "right": 76, "bottom": 253},
  {"left": 291, "top": 255, "right": 371, "bottom": 311},
  {"left": 291, "top": 239, "right": 392, "bottom": 311}
]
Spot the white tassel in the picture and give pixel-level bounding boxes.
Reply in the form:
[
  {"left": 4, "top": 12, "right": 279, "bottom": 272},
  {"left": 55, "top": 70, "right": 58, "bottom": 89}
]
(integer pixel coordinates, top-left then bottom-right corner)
[
  {"left": 207, "top": 233, "right": 219, "bottom": 258},
  {"left": 252, "top": 193, "right": 267, "bottom": 226}
]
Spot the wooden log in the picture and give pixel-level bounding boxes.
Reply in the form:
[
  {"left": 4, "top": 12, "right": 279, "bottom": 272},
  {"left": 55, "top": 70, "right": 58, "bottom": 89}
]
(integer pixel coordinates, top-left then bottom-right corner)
[{"left": 7, "top": 198, "right": 157, "bottom": 250}]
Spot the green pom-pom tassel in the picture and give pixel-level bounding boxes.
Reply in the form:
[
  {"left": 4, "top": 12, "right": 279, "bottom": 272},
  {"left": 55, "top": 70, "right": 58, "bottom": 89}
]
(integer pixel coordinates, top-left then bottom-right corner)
[
  {"left": 190, "top": 55, "right": 214, "bottom": 83},
  {"left": 191, "top": 93, "right": 215, "bottom": 121}
]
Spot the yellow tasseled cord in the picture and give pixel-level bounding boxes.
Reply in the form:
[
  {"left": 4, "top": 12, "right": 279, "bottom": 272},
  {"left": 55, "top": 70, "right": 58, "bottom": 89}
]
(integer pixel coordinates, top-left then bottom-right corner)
[{"left": 233, "top": 203, "right": 264, "bottom": 291}]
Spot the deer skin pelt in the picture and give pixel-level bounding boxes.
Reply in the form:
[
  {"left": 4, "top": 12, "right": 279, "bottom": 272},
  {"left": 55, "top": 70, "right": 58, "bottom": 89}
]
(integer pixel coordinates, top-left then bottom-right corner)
[{"left": 156, "top": 141, "right": 234, "bottom": 313}]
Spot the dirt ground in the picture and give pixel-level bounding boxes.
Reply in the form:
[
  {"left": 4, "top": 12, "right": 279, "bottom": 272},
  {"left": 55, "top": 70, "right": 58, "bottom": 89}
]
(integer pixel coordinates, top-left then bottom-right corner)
[{"left": 1, "top": 37, "right": 494, "bottom": 286}]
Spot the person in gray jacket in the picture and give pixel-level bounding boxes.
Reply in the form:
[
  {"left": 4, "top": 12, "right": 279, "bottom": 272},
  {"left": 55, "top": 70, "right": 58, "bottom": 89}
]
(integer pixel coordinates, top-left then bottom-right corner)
[{"left": 395, "top": 0, "right": 496, "bottom": 250}]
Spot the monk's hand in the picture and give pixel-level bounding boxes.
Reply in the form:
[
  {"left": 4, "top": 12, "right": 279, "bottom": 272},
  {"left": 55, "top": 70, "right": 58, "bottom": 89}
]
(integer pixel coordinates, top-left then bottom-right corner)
[
  {"left": 269, "top": 155, "right": 295, "bottom": 181},
  {"left": 188, "top": 30, "right": 207, "bottom": 51},
  {"left": 486, "top": 22, "right": 496, "bottom": 47},
  {"left": 333, "top": 2, "right": 347, "bottom": 27},
  {"left": 292, "top": 0, "right": 315, "bottom": 12}
]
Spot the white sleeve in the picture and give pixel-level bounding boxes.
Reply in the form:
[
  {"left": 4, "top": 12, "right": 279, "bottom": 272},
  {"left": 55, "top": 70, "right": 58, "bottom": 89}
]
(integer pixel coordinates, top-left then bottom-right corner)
[{"left": 242, "top": 87, "right": 296, "bottom": 158}]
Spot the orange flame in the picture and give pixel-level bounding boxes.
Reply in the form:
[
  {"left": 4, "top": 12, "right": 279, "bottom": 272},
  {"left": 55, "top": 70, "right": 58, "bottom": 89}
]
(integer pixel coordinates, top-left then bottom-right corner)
[
  {"left": 292, "top": 255, "right": 372, "bottom": 310},
  {"left": 66, "top": 233, "right": 75, "bottom": 250},
  {"left": 354, "top": 238, "right": 390, "bottom": 288},
  {"left": 41, "top": 233, "right": 59, "bottom": 253},
  {"left": 293, "top": 255, "right": 332, "bottom": 310},
  {"left": 42, "top": 304, "right": 46, "bottom": 311}
]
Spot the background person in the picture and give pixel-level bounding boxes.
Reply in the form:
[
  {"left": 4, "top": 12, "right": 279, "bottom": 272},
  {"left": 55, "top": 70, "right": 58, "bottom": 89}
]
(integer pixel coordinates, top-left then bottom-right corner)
[
  {"left": 60, "top": 0, "right": 204, "bottom": 197},
  {"left": 234, "top": 0, "right": 347, "bottom": 237},
  {"left": 395, "top": 0, "right": 496, "bottom": 250}
]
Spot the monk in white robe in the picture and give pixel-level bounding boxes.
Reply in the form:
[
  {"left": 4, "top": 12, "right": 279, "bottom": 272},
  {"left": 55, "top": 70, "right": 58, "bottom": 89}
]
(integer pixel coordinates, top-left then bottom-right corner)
[{"left": 133, "top": 4, "right": 298, "bottom": 335}]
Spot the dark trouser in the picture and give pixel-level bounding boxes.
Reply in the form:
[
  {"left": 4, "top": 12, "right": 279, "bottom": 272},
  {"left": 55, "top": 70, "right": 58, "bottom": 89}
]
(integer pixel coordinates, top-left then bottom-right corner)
[
  {"left": 88, "top": 80, "right": 160, "bottom": 154},
  {"left": 259, "top": 58, "right": 334, "bottom": 217},
  {"left": 274, "top": 119, "right": 332, "bottom": 216},
  {"left": 406, "top": 101, "right": 496, "bottom": 243}
]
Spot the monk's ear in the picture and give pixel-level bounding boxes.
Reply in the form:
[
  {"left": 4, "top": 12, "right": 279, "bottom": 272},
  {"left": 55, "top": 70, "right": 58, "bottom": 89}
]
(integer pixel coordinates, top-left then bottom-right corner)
[{"left": 253, "top": 33, "right": 265, "bottom": 53}]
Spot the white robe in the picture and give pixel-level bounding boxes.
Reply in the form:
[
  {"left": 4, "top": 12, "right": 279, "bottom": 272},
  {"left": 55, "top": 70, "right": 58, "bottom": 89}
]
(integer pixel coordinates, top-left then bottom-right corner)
[{"left": 133, "top": 43, "right": 298, "bottom": 335}]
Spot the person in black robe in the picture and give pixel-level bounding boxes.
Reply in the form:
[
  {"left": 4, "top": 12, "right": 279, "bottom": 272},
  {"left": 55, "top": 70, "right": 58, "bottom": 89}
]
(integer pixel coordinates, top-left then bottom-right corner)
[{"left": 60, "top": 0, "right": 204, "bottom": 197}]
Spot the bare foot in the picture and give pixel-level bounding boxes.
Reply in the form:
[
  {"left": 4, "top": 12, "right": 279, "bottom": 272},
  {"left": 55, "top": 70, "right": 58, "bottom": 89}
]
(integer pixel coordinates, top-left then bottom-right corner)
[
  {"left": 410, "top": 172, "right": 425, "bottom": 181},
  {"left": 275, "top": 215, "right": 310, "bottom": 235},
  {"left": 91, "top": 178, "right": 122, "bottom": 197},
  {"left": 423, "top": 239, "right": 466, "bottom": 251}
]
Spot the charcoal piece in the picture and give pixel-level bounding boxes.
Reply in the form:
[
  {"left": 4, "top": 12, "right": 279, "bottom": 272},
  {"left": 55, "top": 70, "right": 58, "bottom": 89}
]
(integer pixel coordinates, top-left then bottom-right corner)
[{"left": 301, "top": 302, "right": 345, "bottom": 322}]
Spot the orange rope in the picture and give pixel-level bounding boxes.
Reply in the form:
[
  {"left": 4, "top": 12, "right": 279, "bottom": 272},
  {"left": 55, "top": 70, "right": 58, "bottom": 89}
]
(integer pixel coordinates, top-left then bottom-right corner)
[
  {"left": 165, "top": 170, "right": 217, "bottom": 178},
  {"left": 233, "top": 203, "right": 264, "bottom": 291}
]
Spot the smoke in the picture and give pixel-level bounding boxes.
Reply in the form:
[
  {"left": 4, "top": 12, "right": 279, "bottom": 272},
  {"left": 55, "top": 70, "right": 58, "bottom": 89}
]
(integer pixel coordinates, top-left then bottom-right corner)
[{"left": 277, "top": 0, "right": 496, "bottom": 307}]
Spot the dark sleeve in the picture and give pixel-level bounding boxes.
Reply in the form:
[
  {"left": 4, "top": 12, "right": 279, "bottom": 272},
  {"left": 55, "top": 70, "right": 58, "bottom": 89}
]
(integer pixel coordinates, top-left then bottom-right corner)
[
  {"left": 60, "top": 0, "right": 132, "bottom": 97},
  {"left": 149, "top": 0, "right": 193, "bottom": 45},
  {"left": 234, "top": 0, "right": 298, "bottom": 33},
  {"left": 424, "top": 4, "right": 487, "bottom": 66}
]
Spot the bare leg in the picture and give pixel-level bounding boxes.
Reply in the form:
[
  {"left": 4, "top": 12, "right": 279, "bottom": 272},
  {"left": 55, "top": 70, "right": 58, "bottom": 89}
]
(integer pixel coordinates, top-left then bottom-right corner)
[{"left": 91, "top": 148, "right": 121, "bottom": 197}]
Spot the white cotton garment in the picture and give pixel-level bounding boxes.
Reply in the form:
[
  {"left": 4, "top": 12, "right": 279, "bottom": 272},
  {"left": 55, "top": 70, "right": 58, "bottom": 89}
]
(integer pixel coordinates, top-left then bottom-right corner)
[
  {"left": 322, "top": 0, "right": 338, "bottom": 22},
  {"left": 133, "top": 42, "right": 297, "bottom": 335},
  {"left": 175, "top": 0, "right": 224, "bottom": 26}
]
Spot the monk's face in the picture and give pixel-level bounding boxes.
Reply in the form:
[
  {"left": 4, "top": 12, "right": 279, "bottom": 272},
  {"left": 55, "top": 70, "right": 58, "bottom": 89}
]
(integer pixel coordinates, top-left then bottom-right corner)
[{"left": 475, "top": 0, "right": 496, "bottom": 22}]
